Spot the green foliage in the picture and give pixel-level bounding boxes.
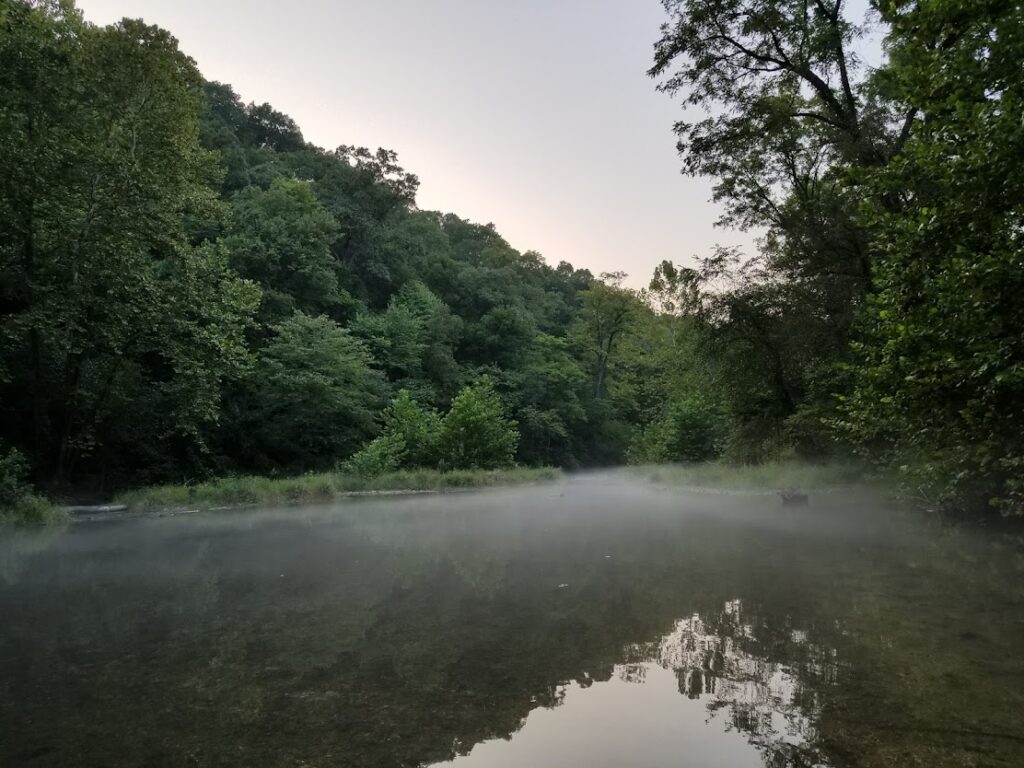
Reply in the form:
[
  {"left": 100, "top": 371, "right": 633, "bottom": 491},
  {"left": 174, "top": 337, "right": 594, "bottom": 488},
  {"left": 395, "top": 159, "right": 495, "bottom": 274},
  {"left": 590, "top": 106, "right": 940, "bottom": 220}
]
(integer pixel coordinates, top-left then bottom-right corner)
[
  {"left": 240, "top": 313, "right": 384, "bottom": 470},
  {"left": 340, "top": 433, "right": 408, "bottom": 479},
  {"left": 343, "top": 390, "right": 442, "bottom": 477},
  {"left": 0, "top": 1, "right": 258, "bottom": 484},
  {"left": 11, "top": 0, "right": 1015, "bottom": 519},
  {"left": 437, "top": 377, "right": 519, "bottom": 470},
  {"left": 351, "top": 281, "right": 462, "bottom": 406},
  {"left": 223, "top": 178, "right": 348, "bottom": 324},
  {"left": 0, "top": 446, "right": 32, "bottom": 510},
  {"left": 0, "top": 3, "right": 629, "bottom": 489},
  {"left": 0, "top": 445, "right": 61, "bottom": 526},
  {"left": 510, "top": 334, "right": 588, "bottom": 466},
  {"left": 382, "top": 390, "right": 442, "bottom": 467},
  {"left": 628, "top": 397, "right": 728, "bottom": 465},
  {"left": 840, "top": 1, "right": 1024, "bottom": 514},
  {"left": 570, "top": 275, "right": 641, "bottom": 398},
  {"left": 647, "top": 1, "right": 899, "bottom": 464},
  {"left": 646, "top": 1, "right": 1024, "bottom": 518}
]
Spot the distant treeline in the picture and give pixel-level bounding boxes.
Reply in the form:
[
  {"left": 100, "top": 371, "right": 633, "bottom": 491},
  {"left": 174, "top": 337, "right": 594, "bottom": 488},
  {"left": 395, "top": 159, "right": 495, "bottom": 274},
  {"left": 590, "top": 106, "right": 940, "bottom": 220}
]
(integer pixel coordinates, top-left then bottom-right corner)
[{"left": 1, "top": 0, "right": 1021, "bottom": 516}]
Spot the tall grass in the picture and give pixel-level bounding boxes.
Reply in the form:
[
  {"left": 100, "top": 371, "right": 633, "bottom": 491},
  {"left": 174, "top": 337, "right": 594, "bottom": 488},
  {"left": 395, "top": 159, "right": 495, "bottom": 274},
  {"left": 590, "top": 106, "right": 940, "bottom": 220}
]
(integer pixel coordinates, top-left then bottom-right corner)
[
  {"left": 115, "top": 467, "right": 562, "bottom": 512},
  {"left": 0, "top": 494, "right": 68, "bottom": 527}
]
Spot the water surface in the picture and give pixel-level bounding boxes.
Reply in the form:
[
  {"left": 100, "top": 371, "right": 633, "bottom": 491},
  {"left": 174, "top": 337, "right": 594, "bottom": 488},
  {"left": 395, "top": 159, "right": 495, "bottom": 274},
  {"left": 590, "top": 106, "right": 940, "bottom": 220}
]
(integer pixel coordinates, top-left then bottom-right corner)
[{"left": 2, "top": 473, "right": 1023, "bottom": 767}]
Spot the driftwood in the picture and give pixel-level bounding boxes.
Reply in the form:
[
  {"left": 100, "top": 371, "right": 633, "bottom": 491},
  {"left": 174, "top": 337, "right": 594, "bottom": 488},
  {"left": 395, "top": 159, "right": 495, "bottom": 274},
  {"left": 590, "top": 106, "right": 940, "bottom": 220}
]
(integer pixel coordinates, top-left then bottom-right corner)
[{"left": 63, "top": 504, "right": 128, "bottom": 515}]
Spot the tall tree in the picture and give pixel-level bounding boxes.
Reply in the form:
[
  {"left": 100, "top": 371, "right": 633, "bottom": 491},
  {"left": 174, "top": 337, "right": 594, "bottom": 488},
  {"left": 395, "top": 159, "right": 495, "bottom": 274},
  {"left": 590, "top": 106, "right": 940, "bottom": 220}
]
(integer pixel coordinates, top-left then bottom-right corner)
[
  {"left": 648, "top": 1, "right": 908, "bottom": 450},
  {"left": 0, "top": 2, "right": 258, "bottom": 483},
  {"left": 571, "top": 274, "right": 640, "bottom": 398},
  {"left": 843, "top": 0, "right": 1024, "bottom": 512}
]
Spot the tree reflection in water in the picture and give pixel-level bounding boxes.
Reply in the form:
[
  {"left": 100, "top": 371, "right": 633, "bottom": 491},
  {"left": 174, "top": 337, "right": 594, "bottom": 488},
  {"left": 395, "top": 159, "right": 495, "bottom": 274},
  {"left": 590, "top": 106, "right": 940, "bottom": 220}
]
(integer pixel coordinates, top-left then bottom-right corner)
[
  {"left": 648, "top": 599, "right": 835, "bottom": 766},
  {"left": 439, "top": 598, "right": 835, "bottom": 768}
]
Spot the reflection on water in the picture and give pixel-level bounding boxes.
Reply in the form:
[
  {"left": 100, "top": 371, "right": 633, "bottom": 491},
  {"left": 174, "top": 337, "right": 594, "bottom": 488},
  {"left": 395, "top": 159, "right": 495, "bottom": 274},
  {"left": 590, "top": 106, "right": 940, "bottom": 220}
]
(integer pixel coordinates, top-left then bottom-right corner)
[
  {"left": 1, "top": 473, "right": 1023, "bottom": 768},
  {"left": 434, "top": 599, "right": 832, "bottom": 768},
  {"left": 657, "top": 600, "right": 830, "bottom": 762}
]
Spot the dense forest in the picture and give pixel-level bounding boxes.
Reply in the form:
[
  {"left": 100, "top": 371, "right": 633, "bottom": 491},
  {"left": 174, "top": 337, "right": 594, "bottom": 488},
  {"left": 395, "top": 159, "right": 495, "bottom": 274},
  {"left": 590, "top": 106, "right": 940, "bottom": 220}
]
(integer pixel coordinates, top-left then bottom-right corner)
[{"left": 1, "top": 0, "right": 1021, "bottom": 517}]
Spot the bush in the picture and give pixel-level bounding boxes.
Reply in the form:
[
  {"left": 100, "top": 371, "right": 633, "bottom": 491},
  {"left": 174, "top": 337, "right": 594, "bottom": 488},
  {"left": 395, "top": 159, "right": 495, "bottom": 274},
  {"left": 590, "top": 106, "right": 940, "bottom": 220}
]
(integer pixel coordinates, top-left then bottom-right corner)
[
  {"left": 662, "top": 398, "right": 727, "bottom": 462},
  {"left": 0, "top": 446, "right": 61, "bottom": 526},
  {"left": 343, "top": 390, "right": 442, "bottom": 477},
  {"left": 345, "top": 380, "right": 518, "bottom": 474},
  {"left": 0, "top": 448, "right": 32, "bottom": 509},
  {"left": 626, "top": 420, "right": 672, "bottom": 465},
  {"left": 381, "top": 391, "right": 441, "bottom": 467},
  {"left": 343, "top": 433, "right": 408, "bottom": 478}
]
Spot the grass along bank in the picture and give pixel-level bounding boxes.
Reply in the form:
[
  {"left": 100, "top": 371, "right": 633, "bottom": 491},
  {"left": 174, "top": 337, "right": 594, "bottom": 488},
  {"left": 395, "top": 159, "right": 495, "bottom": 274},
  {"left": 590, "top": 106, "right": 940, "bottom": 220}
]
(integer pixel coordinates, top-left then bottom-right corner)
[
  {"left": 637, "top": 460, "right": 878, "bottom": 493},
  {"left": 0, "top": 495, "right": 69, "bottom": 527},
  {"left": 115, "top": 467, "right": 562, "bottom": 512}
]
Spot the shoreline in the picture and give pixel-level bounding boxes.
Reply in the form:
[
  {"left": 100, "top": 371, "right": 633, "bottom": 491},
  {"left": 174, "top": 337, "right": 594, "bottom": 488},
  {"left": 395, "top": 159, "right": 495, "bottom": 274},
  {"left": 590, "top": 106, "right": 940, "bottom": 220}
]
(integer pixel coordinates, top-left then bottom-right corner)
[{"left": 103, "top": 467, "right": 563, "bottom": 519}]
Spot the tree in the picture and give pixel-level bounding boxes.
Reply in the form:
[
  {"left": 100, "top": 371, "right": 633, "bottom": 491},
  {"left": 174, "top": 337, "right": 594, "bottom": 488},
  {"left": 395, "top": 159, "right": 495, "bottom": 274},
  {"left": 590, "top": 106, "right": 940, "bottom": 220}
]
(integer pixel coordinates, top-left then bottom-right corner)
[
  {"left": 843, "top": 0, "right": 1024, "bottom": 513},
  {"left": 316, "top": 146, "right": 420, "bottom": 307},
  {"left": 351, "top": 281, "right": 462, "bottom": 406},
  {"left": 647, "top": 1, "right": 908, "bottom": 458},
  {"left": 571, "top": 274, "right": 641, "bottom": 398},
  {"left": 381, "top": 390, "right": 442, "bottom": 467},
  {"left": 223, "top": 177, "right": 350, "bottom": 324},
  {"left": 345, "top": 390, "right": 443, "bottom": 476},
  {"left": 650, "top": 0, "right": 908, "bottom": 237},
  {"left": 438, "top": 377, "right": 519, "bottom": 470},
  {"left": 0, "top": 3, "right": 258, "bottom": 483},
  {"left": 508, "top": 334, "right": 589, "bottom": 466},
  {"left": 240, "top": 313, "right": 384, "bottom": 470}
]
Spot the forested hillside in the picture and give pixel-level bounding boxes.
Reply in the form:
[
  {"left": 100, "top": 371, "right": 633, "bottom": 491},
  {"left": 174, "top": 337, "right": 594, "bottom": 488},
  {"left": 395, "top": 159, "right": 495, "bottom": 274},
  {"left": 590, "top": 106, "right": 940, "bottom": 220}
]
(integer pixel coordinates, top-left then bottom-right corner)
[
  {"left": 0, "top": 0, "right": 719, "bottom": 506},
  {"left": 1, "top": 0, "right": 1022, "bottom": 518}
]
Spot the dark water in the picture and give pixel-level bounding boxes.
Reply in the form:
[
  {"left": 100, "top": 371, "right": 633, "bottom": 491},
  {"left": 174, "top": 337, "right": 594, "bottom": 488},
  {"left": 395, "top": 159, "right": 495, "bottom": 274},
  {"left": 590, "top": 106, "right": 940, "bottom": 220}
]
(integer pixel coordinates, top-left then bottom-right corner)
[{"left": 2, "top": 473, "right": 1023, "bottom": 768}]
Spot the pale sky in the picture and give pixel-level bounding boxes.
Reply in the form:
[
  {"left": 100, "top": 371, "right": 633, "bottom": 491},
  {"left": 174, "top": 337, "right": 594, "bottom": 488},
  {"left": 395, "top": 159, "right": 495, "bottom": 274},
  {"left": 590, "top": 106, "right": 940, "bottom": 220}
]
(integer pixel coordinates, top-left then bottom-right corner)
[{"left": 77, "top": 0, "right": 755, "bottom": 287}]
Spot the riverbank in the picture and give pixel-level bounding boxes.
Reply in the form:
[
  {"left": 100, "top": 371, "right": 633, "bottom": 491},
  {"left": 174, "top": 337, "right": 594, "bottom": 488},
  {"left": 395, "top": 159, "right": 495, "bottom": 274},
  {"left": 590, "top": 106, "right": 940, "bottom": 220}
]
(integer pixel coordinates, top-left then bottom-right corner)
[{"left": 113, "top": 467, "right": 562, "bottom": 512}]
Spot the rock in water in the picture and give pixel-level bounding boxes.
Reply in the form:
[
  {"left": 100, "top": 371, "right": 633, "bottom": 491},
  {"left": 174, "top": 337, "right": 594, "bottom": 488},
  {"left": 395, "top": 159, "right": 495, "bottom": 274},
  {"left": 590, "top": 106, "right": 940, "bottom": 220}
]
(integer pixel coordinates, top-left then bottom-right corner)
[{"left": 779, "top": 489, "right": 809, "bottom": 507}]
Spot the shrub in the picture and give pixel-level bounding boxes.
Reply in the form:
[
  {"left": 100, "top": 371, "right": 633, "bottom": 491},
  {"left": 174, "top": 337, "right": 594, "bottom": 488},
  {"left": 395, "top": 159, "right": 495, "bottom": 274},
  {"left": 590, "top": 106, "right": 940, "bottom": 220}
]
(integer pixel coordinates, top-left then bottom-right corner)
[
  {"left": 344, "top": 433, "right": 408, "bottom": 478},
  {"left": 0, "top": 447, "right": 32, "bottom": 509},
  {"left": 0, "top": 446, "right": 61, "bottom": 526},
  {"left": 381, "top": 391, "right": 441, "bottom": 467}
]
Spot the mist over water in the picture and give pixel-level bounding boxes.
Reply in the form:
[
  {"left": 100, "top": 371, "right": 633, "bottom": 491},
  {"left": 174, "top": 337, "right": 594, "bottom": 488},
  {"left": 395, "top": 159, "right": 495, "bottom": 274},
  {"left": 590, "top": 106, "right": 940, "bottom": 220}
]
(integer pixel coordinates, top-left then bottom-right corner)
[{"left": 2, "top": 472, "right": 1023, "bottom": 767}]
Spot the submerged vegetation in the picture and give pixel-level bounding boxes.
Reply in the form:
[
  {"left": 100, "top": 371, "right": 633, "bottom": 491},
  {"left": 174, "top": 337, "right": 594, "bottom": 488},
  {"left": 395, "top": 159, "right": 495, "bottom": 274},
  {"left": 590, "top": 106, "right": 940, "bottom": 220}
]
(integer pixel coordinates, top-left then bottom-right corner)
[
  {"left": 115, "top": 467, "right": 561, "bottom": 512},
  {"left": 0, "top": 0, "right": 1021, "bottom": 519}
]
